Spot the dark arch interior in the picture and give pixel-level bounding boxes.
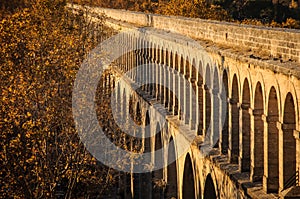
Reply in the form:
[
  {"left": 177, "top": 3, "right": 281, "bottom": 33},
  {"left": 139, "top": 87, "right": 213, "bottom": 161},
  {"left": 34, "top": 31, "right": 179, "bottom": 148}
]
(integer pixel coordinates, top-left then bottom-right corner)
[
  {"left": 152, "top": 123, "right": 164, "bottom": 198},
  {"left": 139, "top": 111, "right": 152, "bottom": 199},
  {"left": 205, "top": 65, "right": 211, "bottom": 138},
  {"left": 182, "top": 154, "right": 195, "bottom": 199},
  {"left": 144, "top": 111, "right": 151, "bottom": 153},
  {"left": 231, "top": 75, "right": 239, "bottom": 163},
  {"left": 283, "top": 93, "right": 296, "bottom": 187},
  {"left": 253, "top": 82, "right": 264, "bottom": 182},
  {"left": 203, "top": 174, "right": 217, "bottom": 199},
  {"left": 190, "top": 59, "right": 197, "bottom": 130},
  {"left": 213, "top": 68, "right": 220, "bottom": 147},
  {"left": 135, "top": 102, "right": 142, "bottom": 125},
  {"left": 221, "top": 70, "right": 229, "bottom": 154},
  {"left": 166, "top": 137, "right": 178, "bottom": 199},
  {"left": 241, "top": 79, "right": 251, "bottom": 172},
  {"left": 267, "top": 87, "right": 279, "bottom": 193},
  {"left": 197, "top": 61, "right": 204, "bottom": 136}
]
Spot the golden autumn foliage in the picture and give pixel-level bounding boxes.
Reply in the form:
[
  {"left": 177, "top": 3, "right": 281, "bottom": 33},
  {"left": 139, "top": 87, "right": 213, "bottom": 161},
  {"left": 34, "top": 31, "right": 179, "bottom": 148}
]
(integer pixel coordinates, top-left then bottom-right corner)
[
  {"left": 156, "top": 0, "right": 231, "bottom": 21},
  {"left": 0, "top": 0, "right": 120, "bottom": 198}
]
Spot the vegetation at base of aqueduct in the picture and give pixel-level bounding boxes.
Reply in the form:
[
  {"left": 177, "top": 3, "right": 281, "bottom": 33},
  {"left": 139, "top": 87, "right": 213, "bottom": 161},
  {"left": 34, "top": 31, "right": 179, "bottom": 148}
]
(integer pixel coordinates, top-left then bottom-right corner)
[
  {"left": 0, "top": 0, "right": 130, "bottom": 198},
  {"left": 72, "top": 0, "right": 300, "bottom": 29}
]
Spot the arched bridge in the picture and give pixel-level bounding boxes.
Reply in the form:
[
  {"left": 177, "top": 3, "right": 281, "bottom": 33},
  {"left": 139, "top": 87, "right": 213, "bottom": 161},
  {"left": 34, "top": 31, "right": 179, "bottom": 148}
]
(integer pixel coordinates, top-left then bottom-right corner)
[{"left": 70, "top": 4, "right": 300, "bottom": 199}]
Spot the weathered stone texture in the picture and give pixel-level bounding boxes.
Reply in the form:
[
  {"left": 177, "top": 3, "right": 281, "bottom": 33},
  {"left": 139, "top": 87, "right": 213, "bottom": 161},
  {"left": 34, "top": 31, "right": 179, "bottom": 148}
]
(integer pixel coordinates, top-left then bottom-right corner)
[{"left": 71, "top": 4, "right": 300, "bottom": 63}]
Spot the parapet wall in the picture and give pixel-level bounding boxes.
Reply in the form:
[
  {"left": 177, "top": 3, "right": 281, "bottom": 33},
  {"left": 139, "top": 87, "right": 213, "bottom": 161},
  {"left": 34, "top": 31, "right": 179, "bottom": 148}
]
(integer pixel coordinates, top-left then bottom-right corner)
[{"left": 69, "top": 4, "right": 300, "bottom": 63}]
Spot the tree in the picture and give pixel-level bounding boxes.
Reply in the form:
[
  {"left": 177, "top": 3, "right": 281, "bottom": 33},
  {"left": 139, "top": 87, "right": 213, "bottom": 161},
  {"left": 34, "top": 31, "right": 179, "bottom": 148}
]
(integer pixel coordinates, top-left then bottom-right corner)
[{"left": 0, "top": 0, "right": 120, "bottom": 198}]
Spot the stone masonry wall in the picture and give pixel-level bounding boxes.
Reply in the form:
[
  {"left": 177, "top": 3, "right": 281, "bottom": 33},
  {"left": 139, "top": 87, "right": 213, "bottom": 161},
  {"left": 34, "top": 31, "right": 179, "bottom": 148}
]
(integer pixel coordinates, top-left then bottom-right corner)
[{"left": 69, "top": 3, "right": 300, "bottom": 64}]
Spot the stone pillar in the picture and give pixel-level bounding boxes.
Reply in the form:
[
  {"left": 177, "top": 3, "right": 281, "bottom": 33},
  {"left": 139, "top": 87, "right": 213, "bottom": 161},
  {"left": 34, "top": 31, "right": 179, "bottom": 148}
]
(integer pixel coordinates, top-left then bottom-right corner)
[
  {"left": 239, "top": 103, "right": 251, "bottom": 172},
  {"left": 189, "top": 77, "right": 197, "bottom": 130},
  {"left": 212, "top": 88, "right": 220, "bottom": 148},
  {"left": 279, "top": 121, "right": 284, "bottom": 192},
  {"left": 263, "top": 116, "right": 280, "bottom": 193},
  {"left": 295, "top": 130, "right": 300, "bottom": 177},
  {"left": 168, "top": 67, "right": 174, "bottom": 112},
  {"left": 279, "top": 123, "right": 297, "bottom": 191},
  {"left": 204, "top": 86, "right": 212, "bottom": 143},
  {"left": 173, "top": 70, "right": 179, "bottom": 115},
  {"left": 160, "top": 60, "right": 165, "bottom": 104},
  {"left": 178, "top": 73, "right": 185, "bottom": 121},
  {"left": 163, "top": 51, "right": 169, "bottom": 107},
  {"left": 250, "top": 109, "right": 264, "bottom": 182},
  {"left": 228, "top": 99, "right": 239, "bottom": 164},
  {"left": 196, "top": 80, "right": 204, "bottom": 135}
]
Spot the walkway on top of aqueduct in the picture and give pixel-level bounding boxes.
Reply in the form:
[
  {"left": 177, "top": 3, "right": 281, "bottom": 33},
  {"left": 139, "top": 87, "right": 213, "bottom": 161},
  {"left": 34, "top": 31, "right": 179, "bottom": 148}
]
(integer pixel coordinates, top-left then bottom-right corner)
[{"left": 69, "top": 3, "right": 300, "bottom": 199}]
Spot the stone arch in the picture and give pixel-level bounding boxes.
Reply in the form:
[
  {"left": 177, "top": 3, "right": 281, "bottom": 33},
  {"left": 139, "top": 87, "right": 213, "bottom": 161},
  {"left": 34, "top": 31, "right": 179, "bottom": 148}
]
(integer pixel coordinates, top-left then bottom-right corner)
[
  {"left": 282, "top": 92, "right": 297, "bottom": 188},
  {"left": 182, "top": 153, "right": 196, "bottom": 199},
  {"left": 166, "top": 137, "right": 178, "bottom": 198},
  {"left": 265, "top": 86, "right": 279, "bottom": 193},
  {"left": 221, "top": 70, "right": 229, "bottom": 154},
  {"left": 252, "top": 82, "right": 264, "bottom": 182},
  {"left": 203, "top": 174, "right": 217, "bottom": 199},
  {"left": 241, "top": 78, "right": 251, "bottom": 172},
  {"left": 230, "top": 74, "right": 240, "bottom": 163}
]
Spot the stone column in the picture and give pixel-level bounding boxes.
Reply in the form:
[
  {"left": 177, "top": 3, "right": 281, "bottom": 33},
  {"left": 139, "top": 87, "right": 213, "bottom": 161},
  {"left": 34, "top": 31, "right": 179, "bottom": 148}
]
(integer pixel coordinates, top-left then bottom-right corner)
[
  {"left": 189, "top": 77, "right": 197, "bottom": 130},
  {"left": 163, "top": 53, "right": 170, "bottom": 108},
  {"left": 196, "top": 80, "right": 204, "bottom": 135},
  {"left": 295, "top": 130, "right": 300, "bottom": 178},
  {"left": 178, "top": 73, "right": 185, "bottom": 121},
  {"left": 263, "top": 116, "right": 280, "bottom": 193},
  {"left": 250, "top": 109, "right": 264, "bottom": 182},
  {"left": 173, "top": 70, "right": 179, "bottom": 115},
  {"left": 212, "top": 88, "right": 220, "bottom": 148},
  {"left": 239, "top": 103, "right": 251, "bottom": 172},
  {"left": 204, "top": 86, "right": 212, "bottom": 143},
  {"left": 228, "top": 99, "right": 239, "bottom": 164}
]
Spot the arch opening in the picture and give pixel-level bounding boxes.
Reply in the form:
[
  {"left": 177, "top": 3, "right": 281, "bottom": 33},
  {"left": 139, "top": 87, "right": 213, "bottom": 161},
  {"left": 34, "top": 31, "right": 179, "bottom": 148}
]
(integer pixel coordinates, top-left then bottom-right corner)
[
  {"left": 230, "top": 75, "right": 239, "bottom": 163},
  {"left": 205, "top": 65, "right": 211, "bottom": 139},
  {"left": 197, "top": 61, "right": 204, "bottom": 135},
  {"left": 221, "top": 70, "right": 229, "bottom": 154},
  {"left": 282, "top": 93, "right": 296, "bottom": 188},
  {"left": 213, "top": 68, "right": 220, "bottom": 148},
  {"left": 203, "top": 174, "right": 217, "bottom": 199},
  {"left": 166, "top": 137, "right": 178, "bottom": 198},
  {"left": 182, "top": 154, "right": 196, "bottom": 199},
  {"left": 252, "top": 82, "right": 264, "bottom": 182},
  {"left": 266, "top": 87, "right": 279, "bottom": 193},
  {"left": 241, "top": 79, "right": 251, "bottom": 172},
  {"left": 152, "top": 123, "right": 164, "bottom": 198}
]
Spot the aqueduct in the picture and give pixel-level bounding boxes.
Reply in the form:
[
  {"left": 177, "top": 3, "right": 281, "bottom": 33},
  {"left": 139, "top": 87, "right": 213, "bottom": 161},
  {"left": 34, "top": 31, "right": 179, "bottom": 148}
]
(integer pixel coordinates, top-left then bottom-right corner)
[{"left": 70, "top": 4, "right": 300, "bottom": 199}]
